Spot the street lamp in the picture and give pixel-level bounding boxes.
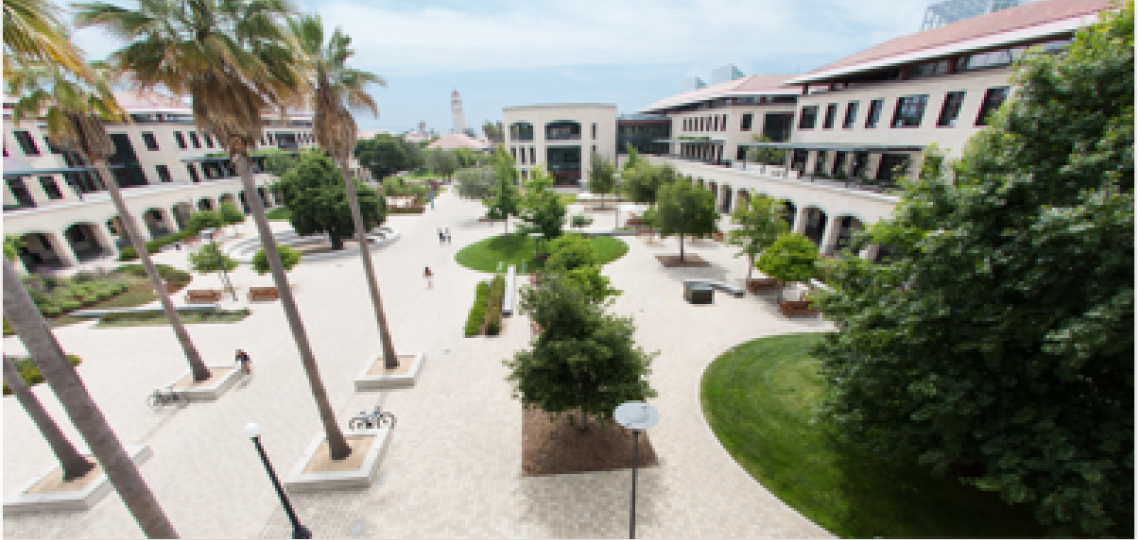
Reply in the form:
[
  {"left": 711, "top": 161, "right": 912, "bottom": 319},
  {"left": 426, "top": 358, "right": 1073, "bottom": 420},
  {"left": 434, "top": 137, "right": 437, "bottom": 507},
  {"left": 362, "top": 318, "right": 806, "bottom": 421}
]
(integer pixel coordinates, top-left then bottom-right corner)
[
  {"left": 199, "top": 228, "right": 236, "bottom": 301},
  {"left": 243, "top": 423, "right": 311, "bottom": 539},
  {"left": 614, "top": 401, "right": 660, "bottom": 539}
]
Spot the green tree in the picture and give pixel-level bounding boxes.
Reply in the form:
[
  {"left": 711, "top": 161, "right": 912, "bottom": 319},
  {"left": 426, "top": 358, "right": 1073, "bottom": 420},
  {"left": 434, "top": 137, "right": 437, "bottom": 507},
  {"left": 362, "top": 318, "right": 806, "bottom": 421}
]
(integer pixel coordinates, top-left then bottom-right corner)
[
  {"left": 655, "top": 180, "right": 718, "bottom": 261},
  {"left": 754, "top": 233, "right": 819, "bottom": 303},
  {"left": 505, "top": 275, "right": 656, "bottom": 430},
  {"left": 623, "top": 143, "right": 642, "bottom": 171},
  {"left": 726, "top": 195, "right": 789, "bottom": 281},
  {"left": 187, "top": 242, "right": 237, "bottom": 274},
  {"left": 484, "top": 146, "right": 521, "bottom": 233},
  {"left": 252, "top": 244, "right": 301, "bottom": 275},
  {"left": 4, "top": 234, "right": 24, "bottom": 263},
  {"left": 621, "top": 160, "right": 678, "bottom": 205},
  {"left": 453, "top": 166, "right": 496, "bottom": 199},
  {"left": 453, "top": 147, "right": 479, "bottom": 169},
  {"left": 482, "top": 119, "right": 503, "bottom": 142},
  {"left": 587, "top": 151, "right": 616, "bottom": 209},
  {"left": 426, "top": 148, "right": 458, "bottom": 179},
  {"left": 544, "top": 234, "right": 597, "bottom": 272},
  {"left": 277, "top": 151, "right": 386, "bottom": 250},
  {"left": 517, "top": 166, "right": 566, "bottom": 240},
  {"left": 262, "top": 150, "right": 300, "bottom": 177},
  {"left": 812, "top": 6, "right": 1134, "bottom": 536},
  {"left": 354, "top": 134, "right": 409, "bottom": 178},
  {"left": 559, "top": 265, "right": 621, "bottom": 305},
  {"left": 185, "top": 209, "right": 224, "bottom": 233},
  {"left": 218, "top": 201, "right": 245, "bottom": 234},
  {"left": 570, "top": 214, "right": 593, "bottom": 230}
]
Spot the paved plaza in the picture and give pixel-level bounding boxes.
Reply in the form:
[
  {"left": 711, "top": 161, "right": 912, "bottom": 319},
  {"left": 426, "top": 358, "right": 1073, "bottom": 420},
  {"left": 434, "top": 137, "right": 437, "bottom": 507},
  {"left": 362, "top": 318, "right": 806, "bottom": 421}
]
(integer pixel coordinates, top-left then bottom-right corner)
[{"left": 4, "top": 190, "right": 834, "bottom": 539}]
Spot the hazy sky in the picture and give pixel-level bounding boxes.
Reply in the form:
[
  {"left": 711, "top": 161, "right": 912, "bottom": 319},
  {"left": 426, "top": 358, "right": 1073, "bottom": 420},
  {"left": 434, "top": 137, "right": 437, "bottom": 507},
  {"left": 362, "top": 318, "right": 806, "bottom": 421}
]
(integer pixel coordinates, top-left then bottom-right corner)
[{"left": 70, "top": 0, "right": 936, "bottom": 135}]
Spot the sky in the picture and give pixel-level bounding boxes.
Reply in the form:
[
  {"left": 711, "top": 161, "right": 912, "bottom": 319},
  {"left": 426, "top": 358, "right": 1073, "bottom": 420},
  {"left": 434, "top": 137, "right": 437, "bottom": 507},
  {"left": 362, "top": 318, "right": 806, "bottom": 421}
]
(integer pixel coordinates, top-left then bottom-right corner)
[{"left": 69, "top": 0, "right": 938, "bottom": 135}]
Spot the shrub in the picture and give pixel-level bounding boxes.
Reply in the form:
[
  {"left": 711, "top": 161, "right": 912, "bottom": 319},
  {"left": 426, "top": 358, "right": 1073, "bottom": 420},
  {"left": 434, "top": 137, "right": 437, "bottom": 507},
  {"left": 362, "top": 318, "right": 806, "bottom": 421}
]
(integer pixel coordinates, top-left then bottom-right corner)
[
  {"left": 81, "top": 294, "right": 99, "bottom": 305},
  {"left": 40, "top": 304, "right": 62, "bottom": 317},
  {"left": 60, "top": 300, "right": 81, "bottom": 311},
  {"left": 483, "top": 274, "right": 506, "bottom": 336},
  {"left": 3, "top": 355, "right": 82, "bottom": 395},
  {"left": 464, "top": 281, "right": 491, "bottom": 336},
  {"left": 70, "top": 271, "right": 97, "bottom": 284}
]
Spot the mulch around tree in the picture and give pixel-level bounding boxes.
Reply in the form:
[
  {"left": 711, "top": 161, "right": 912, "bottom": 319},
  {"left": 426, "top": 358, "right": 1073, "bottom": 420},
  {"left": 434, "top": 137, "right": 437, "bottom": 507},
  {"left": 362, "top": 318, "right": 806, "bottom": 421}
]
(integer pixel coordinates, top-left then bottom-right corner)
[
  {"left": 522, "top": 406, "right": 658, "bottom": 477},
  {"left": 655, "top": 254, "right": 710, "bottom": 267}
]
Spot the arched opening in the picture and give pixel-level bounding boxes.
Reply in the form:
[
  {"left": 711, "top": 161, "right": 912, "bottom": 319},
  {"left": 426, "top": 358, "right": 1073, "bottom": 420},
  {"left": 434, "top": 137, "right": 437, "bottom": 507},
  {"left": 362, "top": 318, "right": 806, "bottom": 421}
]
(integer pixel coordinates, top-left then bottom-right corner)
[
  {"left": 17, "top": 232, "right": 66, "bottom": 271},
  {"left": 218, "top": 193, "right": 237, "bottom": 209},
  {"left": 720, "top": 184, "right": 732, "bottom": 213},
  {"left": 171, "top": 203, "right": 194, "bottom": 231},
  {"left": 197, "top": 197, "right": 214, "bottom": 211},
  {"left": 143, "top": 208, "right": 173, "bottom": 239},
  {"left": 833, "top": 216, "right": 864, "bottom": 254},
  {"left": 803, "top": 207, "right": 828, "bottom": 246},
  {"left": 105, "top": 217, "right": 130, "bottom": 250},
  {"left": 781, "top": 201, "right": 796, "bottom": 228},
  {"left": 257, "top": 186, "right": 271, "bottom": 207},
  {"left": 737, "top": 189, "right": 751, "bottom": 206},
  {"left": 544, "top": 120, "right": 581, "bottom": 141},
  {"left": 238, "top": 192, "right": 250, "bottom": 214},
  {"left": 64, "top": 223, "right": 109, "bottom": 262}
]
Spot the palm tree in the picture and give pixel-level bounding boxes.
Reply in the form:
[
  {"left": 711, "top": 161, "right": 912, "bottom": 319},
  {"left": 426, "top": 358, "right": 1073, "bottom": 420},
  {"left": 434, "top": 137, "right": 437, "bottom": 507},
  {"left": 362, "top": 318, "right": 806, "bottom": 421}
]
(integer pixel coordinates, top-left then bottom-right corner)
[
  {"left": 3, "top": 355, "right": 96, "bottom": 481},
  {"left": 3, "top": 0, "right": 90, "bottom": 79},
  {"left": 3, "top": 260, "right": 178, "bottom": 538},
  {"left": 76, "top": 0, "right": 353, "bottom": 459},
  {"left": 289, "top": 14, "right": 399, "bottom": 368},
  {"left": 8, "top": 62, "right": 212, "bottom": 383}
]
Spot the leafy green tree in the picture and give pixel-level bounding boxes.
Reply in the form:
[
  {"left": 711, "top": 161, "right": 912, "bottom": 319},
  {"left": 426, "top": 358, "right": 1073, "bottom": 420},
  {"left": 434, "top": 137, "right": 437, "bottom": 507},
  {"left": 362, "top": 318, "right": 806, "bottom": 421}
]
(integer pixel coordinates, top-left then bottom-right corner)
[
  {"left": 218, "top": 201, "right": 245, "bottom": 233},
  {"left": 621, "top": 160, "right": 679, "bottom": 205},
  {"left": 354, "top": 134, "right": 409, "bottom": 178},
  {"left": 623, "top": 143, "right": 642, "bottom": 171},
  {"left": 812, "top": 7, "right": 1133, "bottom": 536},
  {"left": 545, "top": 234, "right": 597, "bottom": 271},
  {"left": 454, "top": 147, "right": 479, "bottom": 168},
  {"left": 185, "top": 209, "right": 224, "bottom": 234},
  {"left": 484, "top": 146, "right": 522, "bottom": 233},
  {"left": 559, "top": 265, "right": 621, "bottom": 305},
  {"left": 187, "top": 243, "right": 237, "bottom": 274},
  {"left": 726, "top": 195, "right": 789, "bottom": 281},
  {"left": 754, "top": 233, "right": 819, "bottom": 303},
  {"left": 278, "top": 151, "right": 386, "bottom": 250},
  {"left": 454, "top": 166, "right": 496, "bottom": 199},
  {"left": 587, "top": 151, "right": 616, "bottom": 209},
  {"left": 505, "top": 275, "right": 656, "bottom": 430},
  {"left": 570, "top": 214, "right": 593, "bottom": 230},
  {"left": 262, "top": 150, "right": 300, "bottom": 177},
  {"left": 517, "top": 167, "right": 566, "bottom": 240},
  {"left": 482, "top": 119, "right": 503, "bottom": 142},
  {"left": 426, "top": 148, "right": 458, "bottom": 179},
  {"left": 252, "top": 243, "right": 301, "bottom": 275},
  {"left": 746, "top": 134, "right": 788, "bottom": 165},
  {"left": 4, "top": 235, "right": 25, "bottom": 263},
  {"left": 655, "top": 180, "right": 718, "bottom": 261}
]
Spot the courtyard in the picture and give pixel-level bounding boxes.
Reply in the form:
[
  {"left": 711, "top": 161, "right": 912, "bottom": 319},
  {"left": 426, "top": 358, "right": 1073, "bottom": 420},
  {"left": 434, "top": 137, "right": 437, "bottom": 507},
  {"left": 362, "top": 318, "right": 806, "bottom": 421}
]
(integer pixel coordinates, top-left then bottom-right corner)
[{"left": 4, "top": 189, "right": 832, "bottom": 539}]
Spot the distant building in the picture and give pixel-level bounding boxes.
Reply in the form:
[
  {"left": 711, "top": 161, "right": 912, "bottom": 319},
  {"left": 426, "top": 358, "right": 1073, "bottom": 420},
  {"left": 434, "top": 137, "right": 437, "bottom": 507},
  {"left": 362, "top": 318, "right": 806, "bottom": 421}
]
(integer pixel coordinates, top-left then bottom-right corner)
[
  {"left": 425, "top": 133, "right": 490, "bottom": 152},
  {"left": 451, "top": 89, "right": 466, "bottom": 135},
  {"left": 921, "top": 0, "right": 1021, "bottom": 30},
  {"left": 709, "top": 64, "right": 746, "bottom": 85},
  {"left": 681, "top": 76, "right": 707, "bottom": 92},
  {"left": 501, "top": 103, "right": 617, "bottom": 186}
]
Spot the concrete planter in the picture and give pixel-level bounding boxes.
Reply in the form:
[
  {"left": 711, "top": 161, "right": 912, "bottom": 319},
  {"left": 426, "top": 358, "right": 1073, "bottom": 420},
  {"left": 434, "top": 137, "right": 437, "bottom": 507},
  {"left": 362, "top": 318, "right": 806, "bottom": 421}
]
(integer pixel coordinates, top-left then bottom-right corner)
[
  {"left": 166, "top": 365, "right": 242, "bottom": 402},
  {"left": 283, "top": 428, "right": 392, "bottom": 493},
  {"left": 353, "top": 352, "right": 425, "bottom": 391},
  {"left": 4, "top": 445, "right": 151, "bottom": 514}
]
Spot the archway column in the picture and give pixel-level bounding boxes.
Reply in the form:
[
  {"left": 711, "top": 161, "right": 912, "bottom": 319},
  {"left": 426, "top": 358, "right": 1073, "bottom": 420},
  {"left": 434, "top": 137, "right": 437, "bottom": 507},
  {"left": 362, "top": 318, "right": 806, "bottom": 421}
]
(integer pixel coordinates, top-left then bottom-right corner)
[
  {"left": 860, "top": 244, "right": 881, "bottom": 261},
  {"left": 48, "top": 232, "right": 80, "bottom": 267},
  {"left": 793, "top": 206, "right": 811, "bottom": 234},
  {"left": 820, "top": 215, "right": 843, "bottom": 255},
  {"left": 89, "top": 224, "right": 118, "bottom": 257}
]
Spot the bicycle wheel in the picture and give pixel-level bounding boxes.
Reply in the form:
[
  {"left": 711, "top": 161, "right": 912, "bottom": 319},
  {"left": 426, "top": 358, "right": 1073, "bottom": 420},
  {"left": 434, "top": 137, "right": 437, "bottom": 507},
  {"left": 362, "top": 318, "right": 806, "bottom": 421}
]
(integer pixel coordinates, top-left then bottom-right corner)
[
  {"left": 380, "top": 412, "right": 396, "bottom": 429},
  {"left": 348, "top": 418, "right": 369, "bottom": 430},
  {"left": 146, "top": 392, "right": 162, "bottom": 411}
]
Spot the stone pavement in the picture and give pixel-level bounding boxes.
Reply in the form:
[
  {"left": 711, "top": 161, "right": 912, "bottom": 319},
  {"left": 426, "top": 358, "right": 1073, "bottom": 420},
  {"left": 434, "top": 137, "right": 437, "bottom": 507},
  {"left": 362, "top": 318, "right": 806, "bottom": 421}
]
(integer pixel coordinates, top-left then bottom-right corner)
[{"left": 4, "top": 189, "right": 834, "bottom": 538}]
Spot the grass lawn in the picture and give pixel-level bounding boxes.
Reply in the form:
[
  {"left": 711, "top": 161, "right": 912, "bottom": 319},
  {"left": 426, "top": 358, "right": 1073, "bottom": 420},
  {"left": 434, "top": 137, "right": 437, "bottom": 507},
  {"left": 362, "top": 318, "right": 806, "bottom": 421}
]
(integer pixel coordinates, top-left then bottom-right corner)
[
  {"left": 700, "top": 333, "right": 1047, "bottom": 539},
  {"left": 98, "top": 308, "right": 250, "bottom": 327},
  {"left": 456, "top": 233, "right": 628, "bottom": 273},
  {"left": 265, "top": 207, "right": 291, "bottom": 221}
]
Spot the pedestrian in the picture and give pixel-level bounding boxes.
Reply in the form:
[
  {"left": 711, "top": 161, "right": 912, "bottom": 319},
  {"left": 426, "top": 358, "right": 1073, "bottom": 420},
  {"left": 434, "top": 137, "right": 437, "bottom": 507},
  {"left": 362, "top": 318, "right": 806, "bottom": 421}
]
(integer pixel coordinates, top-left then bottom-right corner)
[
  {"left": 235, "top": 349, "right": 251, "bottom": 375},
  {"left": 424, "top": 266, "right": 433, "bottom": 289},
  {"left": 438, "top": 228, "right": 444, "bottom": 245},
  {"left": 430, "top": 194, "right": 435, "bottom": 210},
  {"left": 445, "top": 228, "right": 452, "bottom": 245}
]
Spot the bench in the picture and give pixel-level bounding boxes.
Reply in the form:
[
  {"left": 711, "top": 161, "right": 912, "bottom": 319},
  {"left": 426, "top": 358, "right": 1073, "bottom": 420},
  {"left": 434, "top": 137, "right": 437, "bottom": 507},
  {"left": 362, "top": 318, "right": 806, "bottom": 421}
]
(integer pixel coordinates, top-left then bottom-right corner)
[
  {"left": 185, "top": 289, "right": 222, "bottom": 303},
  {"left": 683, "top": 279, "right": 746, "bottom": 298},
  {"left": 779, "top": 300, "right": 818, "bottom": 317},
  {"left": 746, "top": 278, "right": 780, "bottom": 293},
  {"left": 248, "top": 287, "right": 279, "bottom": 302}
]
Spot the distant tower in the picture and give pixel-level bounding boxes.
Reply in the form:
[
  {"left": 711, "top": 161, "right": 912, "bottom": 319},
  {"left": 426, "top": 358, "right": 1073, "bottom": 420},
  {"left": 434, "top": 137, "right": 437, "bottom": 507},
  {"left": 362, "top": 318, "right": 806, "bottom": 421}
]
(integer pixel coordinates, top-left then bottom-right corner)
[{"left": 451, "top": 89, "right": 466, "bottom": 135}]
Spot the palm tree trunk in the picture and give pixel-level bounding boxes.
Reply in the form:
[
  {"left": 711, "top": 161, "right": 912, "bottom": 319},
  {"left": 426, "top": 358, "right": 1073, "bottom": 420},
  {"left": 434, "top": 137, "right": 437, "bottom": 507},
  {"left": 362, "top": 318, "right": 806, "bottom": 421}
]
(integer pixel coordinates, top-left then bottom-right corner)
[
  {"left": 340, "top": 159, "right": 398, "bottom": 369},
  {"left": 2, "top": 355, "right": 95, "bottom": 481},
  {"left": 747, "top": 254, "right": 755, "bottom": 281},
  {"left": 3, "top": 260, "right": 178, "bottom": 539},
  {"left": 94, "top": 162, "right": 209, "bottom": 382},
  {"left": 234, "top": 154, "right": 352, "bottom": 460}
]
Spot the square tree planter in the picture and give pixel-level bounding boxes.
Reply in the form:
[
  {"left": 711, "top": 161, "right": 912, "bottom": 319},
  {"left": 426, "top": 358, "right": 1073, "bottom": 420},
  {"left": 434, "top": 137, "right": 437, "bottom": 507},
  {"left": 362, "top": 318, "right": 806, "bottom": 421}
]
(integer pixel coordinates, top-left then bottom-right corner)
[
  {"left": 4, "top": 445, "right": 151, "bottom": 514},
  {"left": 168, "top": 365, "right": 242, "bottom": 402},
  {"left": 283, "top": 427, "right": 392, "bottom": 493},
  {"left": 354, "top": 352, "right": 425, "bottom": 391}
]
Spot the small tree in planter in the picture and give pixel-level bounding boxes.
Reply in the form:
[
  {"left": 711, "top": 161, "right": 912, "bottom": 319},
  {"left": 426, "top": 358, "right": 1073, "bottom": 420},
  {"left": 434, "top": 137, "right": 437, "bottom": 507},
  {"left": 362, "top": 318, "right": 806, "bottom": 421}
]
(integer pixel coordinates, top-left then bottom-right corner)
[
  {"left": 726, "top": 195, "right": 789, "bottom": 282},
  {"left": 187, "top": 243, "right": 238, "bottom": 293},
  {"left": 252, "top": 244, "right": 302, "bottom": 275},
  {"left": 755, "top": 233, "right": 820, "bottom": 304},
  {"left": 505, "top": 276, "right": 656, "bottom": 430},
  {"left": 587, "top": 151, "right": 616, "bottom": 209}
]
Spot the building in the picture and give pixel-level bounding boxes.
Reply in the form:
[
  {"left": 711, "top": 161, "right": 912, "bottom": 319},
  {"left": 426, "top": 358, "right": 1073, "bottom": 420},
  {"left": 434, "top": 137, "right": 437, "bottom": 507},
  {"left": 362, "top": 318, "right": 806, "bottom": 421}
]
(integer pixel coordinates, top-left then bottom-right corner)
[
  {"left": 502, "top": 104, "right": 617, "bottom": 186},
  {"left": 0, "top": 90, "right": 362, "bottom": 273},
  {"left": 922, "top": 0, "right": 1021, "bottom": 30},
  {"left": 451, "top": 89, "right": 466, "bottom": 135},
  {"left": 425, "top": 133, "right": 490, "bottom": 152}
]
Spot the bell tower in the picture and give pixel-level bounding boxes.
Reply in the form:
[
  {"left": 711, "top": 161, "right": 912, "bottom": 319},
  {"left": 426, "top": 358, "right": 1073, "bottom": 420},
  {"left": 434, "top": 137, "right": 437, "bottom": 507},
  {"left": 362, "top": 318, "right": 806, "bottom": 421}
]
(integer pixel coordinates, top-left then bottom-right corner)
[{"left": 451, "top": 89, "right": 465, "bottom": 135}]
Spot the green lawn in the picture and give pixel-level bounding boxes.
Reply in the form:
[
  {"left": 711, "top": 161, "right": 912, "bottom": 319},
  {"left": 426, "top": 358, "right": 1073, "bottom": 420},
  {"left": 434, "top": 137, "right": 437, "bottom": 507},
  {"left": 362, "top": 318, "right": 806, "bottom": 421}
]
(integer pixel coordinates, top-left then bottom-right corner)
[
  {"left": 455, "top": 233, "right": 628, "bottom": 273},
  {"left": 265, "top": 207, "right": 291, "bottom": 221},
  {"left": 700, "top": 333, "right": 1046, "bottom": 539}
]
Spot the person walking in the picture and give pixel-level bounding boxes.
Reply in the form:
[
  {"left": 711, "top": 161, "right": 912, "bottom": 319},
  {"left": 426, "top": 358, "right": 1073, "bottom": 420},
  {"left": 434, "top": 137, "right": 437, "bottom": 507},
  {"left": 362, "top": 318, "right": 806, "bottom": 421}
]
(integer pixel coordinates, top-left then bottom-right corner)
[
  {"left": 235, "top": 349, "right": 251, "bottom": 375},
  {"left": 445, "top": 228, "right": 452, "bottom": 245},
  {"left": 438, "top": 228, "right": 444, "bottom": 246},
  {"left": 424, "top": 267, "right": 434, "bottom": 289}
]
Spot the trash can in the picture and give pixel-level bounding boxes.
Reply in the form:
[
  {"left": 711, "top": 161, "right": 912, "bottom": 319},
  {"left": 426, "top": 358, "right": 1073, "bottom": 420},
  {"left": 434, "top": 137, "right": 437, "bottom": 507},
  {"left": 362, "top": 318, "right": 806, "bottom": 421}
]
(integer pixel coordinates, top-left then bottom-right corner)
[{"left": 684, "top": 281, "right": 713, "bottom": 304}]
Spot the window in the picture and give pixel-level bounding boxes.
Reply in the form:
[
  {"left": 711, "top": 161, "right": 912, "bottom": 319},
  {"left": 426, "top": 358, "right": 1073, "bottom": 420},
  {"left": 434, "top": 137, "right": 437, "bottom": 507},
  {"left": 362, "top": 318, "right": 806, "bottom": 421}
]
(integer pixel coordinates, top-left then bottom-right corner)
[
  {"left": 936, "top": 91, "right": 966, "bottom": 127},
  {"left": 910, "top": 59, "right": 951, "bottom": 78},
  {"left": 721, "top": 114, "right": 727, "bottom": 131},
  {"left": 876, "top": 154, "right": 911, "bottom": 182},
  {"left": 865, "top": 99, "right": 884, "bottom": 128},
  {"left": 188, "top": 132, "right": 200, "bottom": 148},
  {"left": 741, "top": 113, "right": 753, "bottom": 131},
  {"left": 823, "top": 104, "right": 838, "bottom": 129},
  {"left": 203, "top": 133, "right": 214, "bottom": 148},
  {"left": 142, "top": 132, "right": 159, "bottom": 150},
  {"left": 736, "top": 145, "right": 747, "bottom": 160},
  {"left": 813, "top": 151, "right": 827, "bottom": 175},
  {"left": 798, "top": 106, "right": 819, "bottom": 129},
  {"left": 43, "top": 136, "right": 62, "bottom": 154},
  {"left": 174, "top": 131, "right": 187, "bottom": 149},
  {"left": 511, "top": 147, "right": 517, "bottom": 162},
  {"left": 14, "top": 131, "right": 40, "bottom": 155},
  {"left": 39, "top": 176, "right": 63, "bottom": 199},
  {"left": 186, "top": 164, "right": 201, "bottom": 183},
  {"left": 891, "top": 95, "right": 929, "bottom": 128},
  {"left": 975, "top": 87, "right": 1010, "bottom": 126},
  {"left": 842, "top": 102, "right": 859, "bottom": 129},
  {"left": 592, "top": 123, "right": 597, "bottom": 140},
  {"left": 155, "top": 165, "right": 172, "bottom": 182},
  {"left": 529, "top": 147, "right": 535, "bottom": 164},
  {"left": 832, "top": 151, "right": 847, "bottom": 176}
]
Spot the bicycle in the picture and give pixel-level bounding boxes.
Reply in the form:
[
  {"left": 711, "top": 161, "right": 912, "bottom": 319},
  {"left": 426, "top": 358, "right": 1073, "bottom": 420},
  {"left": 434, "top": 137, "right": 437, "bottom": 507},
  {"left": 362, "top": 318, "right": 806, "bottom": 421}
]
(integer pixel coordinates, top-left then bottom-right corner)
[
  {"left": 147, "top": 385, "right": 186, "bottom": 411},
  {"left": 348, "top": 406, "right": 396, "bottom": 430}
]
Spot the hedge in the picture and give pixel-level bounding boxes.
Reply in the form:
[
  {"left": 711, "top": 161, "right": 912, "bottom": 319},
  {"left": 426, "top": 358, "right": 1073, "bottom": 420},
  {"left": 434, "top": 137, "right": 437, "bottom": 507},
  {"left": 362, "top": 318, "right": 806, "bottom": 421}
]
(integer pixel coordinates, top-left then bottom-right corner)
[
  {"left": 483, "top": 274, "right": 506, "bottom": 336},
  {"left": 464, "top": 281, "right": 491, "bottom": 337},
  {"left": 3, "top": 355, "right": 82, "bottom": 395},
  {"left": 389, "top": 206, "right": 426, "bottom": 214},
  {"left": 117, "top": 229, "right": 198, "bottom": 261}
]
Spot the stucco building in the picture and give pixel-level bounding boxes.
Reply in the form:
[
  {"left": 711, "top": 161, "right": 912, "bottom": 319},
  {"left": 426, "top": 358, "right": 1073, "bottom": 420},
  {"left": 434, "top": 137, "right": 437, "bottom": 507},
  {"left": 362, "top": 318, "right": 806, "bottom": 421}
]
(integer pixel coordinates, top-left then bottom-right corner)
[{"left": 502, "top": 104, "right": 617, "bottom": 186}]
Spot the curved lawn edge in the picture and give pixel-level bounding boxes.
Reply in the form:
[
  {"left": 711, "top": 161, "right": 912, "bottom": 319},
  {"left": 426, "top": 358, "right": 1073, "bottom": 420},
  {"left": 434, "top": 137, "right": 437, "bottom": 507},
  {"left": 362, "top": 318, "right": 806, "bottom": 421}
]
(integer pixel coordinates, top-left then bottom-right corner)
[
  {"left": 455, "top": 233, "right": 629, "bottom": 273},
  {"left": 693, "top": 333, "right": 837, "bottom": 538}
]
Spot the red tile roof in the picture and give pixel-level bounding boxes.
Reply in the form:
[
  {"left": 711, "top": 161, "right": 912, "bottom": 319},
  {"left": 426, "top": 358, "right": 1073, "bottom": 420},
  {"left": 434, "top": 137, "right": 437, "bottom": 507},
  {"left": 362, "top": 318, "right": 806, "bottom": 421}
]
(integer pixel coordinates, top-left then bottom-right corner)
[{"left": 639, "top": 74, "right": 799, "bottom": 113}]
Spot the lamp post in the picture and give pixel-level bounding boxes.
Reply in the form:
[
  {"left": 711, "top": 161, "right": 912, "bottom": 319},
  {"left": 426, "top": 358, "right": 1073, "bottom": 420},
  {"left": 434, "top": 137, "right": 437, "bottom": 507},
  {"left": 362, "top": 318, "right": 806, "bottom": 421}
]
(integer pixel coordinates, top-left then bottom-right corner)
[
  {"left": 200, "top": 228, "right": 236, "bottom": 301},
  {"left": 243, "top": 423, "right": 311, "bottom": 539},
  {"left": 614, "top": 402, "right": 660, "bottom": 539}
]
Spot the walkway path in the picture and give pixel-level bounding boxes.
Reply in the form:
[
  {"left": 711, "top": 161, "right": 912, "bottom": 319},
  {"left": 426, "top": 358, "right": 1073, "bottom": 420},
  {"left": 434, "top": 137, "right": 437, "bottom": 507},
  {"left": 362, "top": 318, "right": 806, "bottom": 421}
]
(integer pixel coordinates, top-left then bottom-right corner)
[{"left": 4, "top": 189, "right": 833, "bottom": 538}]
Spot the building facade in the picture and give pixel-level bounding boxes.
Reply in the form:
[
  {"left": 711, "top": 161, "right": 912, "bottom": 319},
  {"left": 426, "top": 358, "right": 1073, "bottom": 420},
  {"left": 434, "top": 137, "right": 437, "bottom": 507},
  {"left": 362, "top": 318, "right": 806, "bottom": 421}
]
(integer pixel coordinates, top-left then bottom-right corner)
[{"left": 502, "top": 104, "right": 617, "bottom": 186}]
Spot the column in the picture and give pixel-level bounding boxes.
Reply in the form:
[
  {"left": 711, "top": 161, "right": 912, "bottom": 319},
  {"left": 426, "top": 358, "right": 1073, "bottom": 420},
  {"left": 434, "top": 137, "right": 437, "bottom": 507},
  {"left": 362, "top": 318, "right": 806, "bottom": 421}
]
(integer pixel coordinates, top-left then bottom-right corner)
[
  {"left": 47, "top": 232, "right": 79, "bottom": 267},
  {"left": 820, "top": 215, "right": 843, "bottom": 255},
  {"left": 89, "top": 223, "right": 119, "bottom": 257},
  {"left": 859, "top": 244, "right": 881, "bottom": 261},
  {"left": 793, "top": 206, "right": 810, "bottom": 235}
]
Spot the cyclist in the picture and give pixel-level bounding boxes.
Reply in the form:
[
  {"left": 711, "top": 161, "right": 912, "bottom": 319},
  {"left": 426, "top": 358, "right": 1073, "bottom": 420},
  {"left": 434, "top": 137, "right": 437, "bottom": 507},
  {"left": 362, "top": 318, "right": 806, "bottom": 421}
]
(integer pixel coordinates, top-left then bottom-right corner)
[{"left": 235, "top": 349, "right": 251, "bottom": 375}]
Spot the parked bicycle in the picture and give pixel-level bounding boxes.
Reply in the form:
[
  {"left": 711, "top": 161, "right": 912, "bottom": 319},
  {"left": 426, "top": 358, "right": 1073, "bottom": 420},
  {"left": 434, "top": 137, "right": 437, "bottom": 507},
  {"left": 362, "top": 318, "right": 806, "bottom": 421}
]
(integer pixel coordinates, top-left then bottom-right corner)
[
  {"left": 147, "top": 385, "right": 185, "bottom": 411},
  {"left": 348, "top": 406, "right": 396, "bottom": 430}
]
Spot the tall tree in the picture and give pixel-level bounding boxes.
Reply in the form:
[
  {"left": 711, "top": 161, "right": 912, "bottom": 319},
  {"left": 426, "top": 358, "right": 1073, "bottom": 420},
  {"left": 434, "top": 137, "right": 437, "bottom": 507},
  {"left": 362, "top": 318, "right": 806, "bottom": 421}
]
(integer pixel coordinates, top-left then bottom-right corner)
[
  {"left": 425, "top": 148, "right": 458, "bottom": 180},
  {"left": 278, "top": 151, "right": 385, "bottom": 251},
  {"left": 8, "top": 61, "right": 212, "bottom": 382},
  {"left": 3, "top": 355, "right": 95, "bottom": 481},
  {"left": 290, "top": 13, "right": 399, "bottom": 370},
  {"left": 4, "top": 259, "right": 178, "bottom": 538},
  {"left": 726, "top": 194, "right": 789, "bottom": 281},
  {"left": 485, "top": 145, "right": 520, "bottom": 233},
  {"left": 754, "top": 233, "right": 819, "bottom": 303},
  {"left": 587, "top": 151, "right": 616, "bottom": 209},
  {"left": 654, "top": 180, "right": 718, "bottom": 261},
  {"left": 813, "top": 6, "right": 1134, "bottom": 535},
  {"left": 482, "top": 119, "right": 503, "bottom": 142},
  {"left": 453, "top": 166, "right": 496, "bottom": 199},
  {"left": 78, "top": 0, "right": 357, "bottom": 460},
  {"left": 517, "top": 166, "right": 566, "bottom": 240}
]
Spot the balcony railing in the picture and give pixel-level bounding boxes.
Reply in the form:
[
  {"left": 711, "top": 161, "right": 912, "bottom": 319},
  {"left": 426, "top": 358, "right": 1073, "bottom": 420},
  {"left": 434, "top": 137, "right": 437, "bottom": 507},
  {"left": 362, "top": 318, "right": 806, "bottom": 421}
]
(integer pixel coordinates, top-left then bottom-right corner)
[
  {"left": 545, "top": 133, "right": 581, "bottom": 141},
  {"left": 548, "top": 164, "right": 581, "bottom": 172},
  {"left": 511, "top": 135, "right": 535, "bottom": 142}
]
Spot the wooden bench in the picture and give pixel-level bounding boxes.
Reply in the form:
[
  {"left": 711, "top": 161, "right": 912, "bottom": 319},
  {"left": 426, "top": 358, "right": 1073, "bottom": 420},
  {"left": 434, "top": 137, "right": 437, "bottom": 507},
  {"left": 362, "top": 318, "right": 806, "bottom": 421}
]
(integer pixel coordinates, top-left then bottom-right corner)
[
  {"left": 746, "top": 278, "right": 780, "bottom": 293},
  {"left": 247, "top": 287, "right": 279, "bottom": 302},
  {"left": 779, "top": 300, "right": 818, "bottom": 318},
  {"left": 185, "top": 289, "right": 221, "bottom": 303}
]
